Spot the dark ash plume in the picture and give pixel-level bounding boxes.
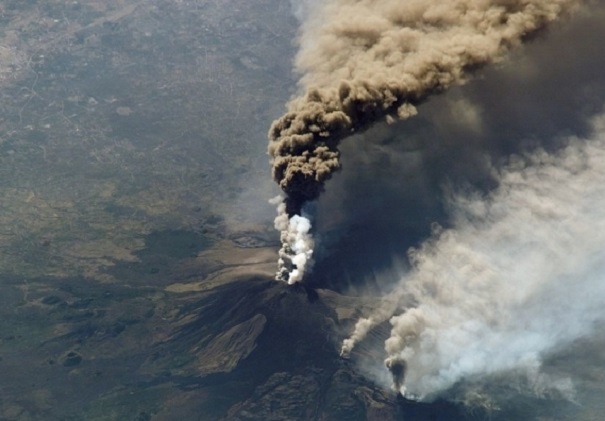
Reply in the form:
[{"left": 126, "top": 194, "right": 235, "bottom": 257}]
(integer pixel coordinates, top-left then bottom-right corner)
[
  {"left": 386, "top": 357, "right": 408, "bottom": 392},
  {"left": 269, "top": 0, "right": 581, "bottom": 283}
]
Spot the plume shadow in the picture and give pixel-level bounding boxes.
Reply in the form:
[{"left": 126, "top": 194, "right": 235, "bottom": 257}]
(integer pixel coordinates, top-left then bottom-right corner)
[{"left": 310, "top": 6, "right": 605, "bottom": 293}]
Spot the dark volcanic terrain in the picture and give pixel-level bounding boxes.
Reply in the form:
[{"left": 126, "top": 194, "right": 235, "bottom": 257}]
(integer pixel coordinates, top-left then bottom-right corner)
[{"left": 0, "top": 267, "right": 475, "bottom": 420}]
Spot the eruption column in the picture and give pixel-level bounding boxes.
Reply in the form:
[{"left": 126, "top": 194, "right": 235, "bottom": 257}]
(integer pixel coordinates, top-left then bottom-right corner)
[{"left": 269, "top": 0, "right": 581, "bottom": 283}]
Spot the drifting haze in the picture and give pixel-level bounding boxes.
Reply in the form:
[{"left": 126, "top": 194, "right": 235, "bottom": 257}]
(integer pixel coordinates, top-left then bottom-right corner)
[
  {"left": 344, "top": 116, "right": 605, "bottom": 401},
  {"left": 335, "top": 1, "right": 605, "bottom": 405},
  {"left": 393, "top": 119, "right": 605, "bottom": 398},
  {"left": 270, "top": 0, "right": 581, "bottom": 283},
  {"left": 314, "top": 2, "right": 605, "bottom": 291}
]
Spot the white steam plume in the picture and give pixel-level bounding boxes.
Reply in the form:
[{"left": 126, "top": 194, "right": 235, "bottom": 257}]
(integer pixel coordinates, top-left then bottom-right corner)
[
  {"left": 271, "top": 196, "right": 315, "bottom": 284},
  {"left": 343, "top": 114, "right": 605, "bottom": 400}
]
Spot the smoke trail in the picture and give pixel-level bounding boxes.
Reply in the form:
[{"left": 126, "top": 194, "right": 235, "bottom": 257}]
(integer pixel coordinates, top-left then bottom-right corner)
[
  {"left": 269, "top": 0, "right": 581, "bottom": 283},
  {"left": 344, "top": 114, "right": 605, "bottom": 400}
]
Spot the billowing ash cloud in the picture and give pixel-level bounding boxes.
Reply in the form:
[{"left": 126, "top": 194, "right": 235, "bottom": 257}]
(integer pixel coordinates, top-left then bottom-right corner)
[
  {"left": 343, "top": 113, "right": 605, "bottom": 401},
  {"left": 269, "top": 0, "right": 582, "bottom": 283}
]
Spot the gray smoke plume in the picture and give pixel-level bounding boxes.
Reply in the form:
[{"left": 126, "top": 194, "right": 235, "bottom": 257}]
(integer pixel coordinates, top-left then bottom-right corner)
[
  {"left": 343, "top": 113, "right": 605, "bottom": 401},
  {"left": 269, "top": 0, "right": 582, "bottom": 283}
]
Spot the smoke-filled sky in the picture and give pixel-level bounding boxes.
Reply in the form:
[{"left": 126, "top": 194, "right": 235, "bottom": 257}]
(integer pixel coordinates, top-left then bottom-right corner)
[
  {"left": 314, "top": 1, "right": 605, "bottom": 289},
  {"left": 272, "top": 0, "right": 605, "bottom": 411},
  {"left": 387, "top": 120, "right": 605, "bottom": 395},
  {"left": 270, "top": 0, "right": 586, "bottom": 284}
]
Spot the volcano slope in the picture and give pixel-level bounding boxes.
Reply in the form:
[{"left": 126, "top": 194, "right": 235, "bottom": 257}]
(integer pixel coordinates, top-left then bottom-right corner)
[
  {"left": 0, "top": 252, "right": 595, "bottom": 421},
  {"left": 138, "top": 274, "right": 478, "bottom": 421}
]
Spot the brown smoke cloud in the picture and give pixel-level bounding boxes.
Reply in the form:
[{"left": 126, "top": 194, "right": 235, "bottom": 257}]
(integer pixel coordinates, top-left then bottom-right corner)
[
  {"left": 270, "top": 0, "right": 580, "bottom": 214},
  {"left": 269, "top": 0, "right": 582, "bottom": 282},
  {"left": 312, "top": 2, "right": 605, "bottom": 292}
]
